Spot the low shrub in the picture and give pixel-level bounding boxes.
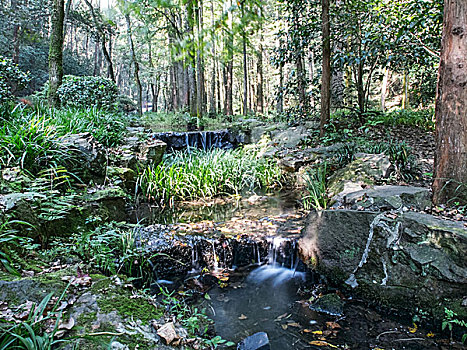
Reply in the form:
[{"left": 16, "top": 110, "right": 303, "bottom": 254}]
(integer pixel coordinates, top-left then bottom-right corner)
[
  {"left": 366, "top": 108, "right": 435, "bottom": 130},
  {"left": 137, "top": 148, "right": 283, "bottom": 206},
  {"left": 0, "top": 56, "right": 29, "bottom": 104}
]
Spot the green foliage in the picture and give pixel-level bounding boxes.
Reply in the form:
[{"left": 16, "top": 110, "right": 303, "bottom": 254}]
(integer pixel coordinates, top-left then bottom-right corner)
[
  {"left": 141, "top": 111, "right": 231, "bottom": 132},
  {"left": 137, "top": 148, "right": 283, "bottom": 206},
  {"left": 0, "top": 220, "right": 37, "bottom": 277},
  {"left": 75, "top": 223, "right": 162, "bottom": 287},
  {"left": 0, "top": 289, "right": 69, "bottom": 350},
  {"left": 366, "top": 109, "right": 435, "bottom": 130},
  {"left": 158, "top": 287, "right": 235, "bottom": 347},
  {"left": 36, "top": 75, "right": 120, "bottom": 110},
  {"left": 302, "top": 162, "right": 329, "bottom": 210},
  {"left": 0, "top": 105, "right": 127, "bottom": 172},
  {"left": 442, "top": 308, "right": 467, "bottom": 343},
  {"left": 0, "top": 56, "right": 29, "bottom": 104}
]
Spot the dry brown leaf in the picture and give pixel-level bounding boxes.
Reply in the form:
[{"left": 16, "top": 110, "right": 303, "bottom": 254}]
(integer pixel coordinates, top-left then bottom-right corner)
[
  {"left": 325, "top": 321, "right": 341, "bottom": 329},
  {"left": 287, "top": 322, "right": 301, "bottom": 328},
  {"left": 309, "top": 340, "right": 338, "bottom": 348},
  {"left": 238, "top": 314, "right": 248, "bottom": 320}
]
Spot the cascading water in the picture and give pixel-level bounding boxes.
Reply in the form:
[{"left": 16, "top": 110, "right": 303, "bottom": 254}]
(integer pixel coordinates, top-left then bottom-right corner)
[
  {"left": 151, "top": 129, "right": 241, "bottom": 152},
  {"left": 247, "top": 237, "right": 306, "bottom": 286}
]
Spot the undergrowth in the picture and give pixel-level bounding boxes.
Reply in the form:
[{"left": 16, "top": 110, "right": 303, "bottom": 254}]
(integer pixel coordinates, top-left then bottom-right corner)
[
  {"left": 0, "top": 104, "right": 127, "bottom": 173},
  {"left": 137, "top": 148, "right": 283, "bottom": 206}
]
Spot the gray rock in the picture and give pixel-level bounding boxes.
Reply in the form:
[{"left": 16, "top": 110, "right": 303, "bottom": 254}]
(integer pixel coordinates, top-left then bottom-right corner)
[
  {"left": 271, "top": 125, "right": 310, "bottom": 149},
  {"left": 237, "top": 332, "right": 270, "bottom": 350},
  {"left": 61, "top": 132, "right": 107, "bottom": 178},
  {"left": 309, "top": 293, "right": 345, "bottom": 316},
  {"left": 327, "top": 153, "right": 392, "bottom": 200},
  {"left": 342, "top": 185, "right": 431, "bottom": 211},
  {"left": 299, "top": 209, "right": 467, "bottom": 321},
  {"left": 140, "top": 139, "right": 167, "bottom": 166}
]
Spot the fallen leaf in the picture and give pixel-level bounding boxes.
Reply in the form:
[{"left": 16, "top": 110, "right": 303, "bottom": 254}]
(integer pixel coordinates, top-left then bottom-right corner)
[
  {"left": 325, "top": 321, "right": 341, "bottom": 329},
  {"left": 281, "top": 324, "right": 288, "bottom": 330},
  {"left": 238, "top": 314, "right": 248, "bottom": 320},
  {"left": 157, "top": 322, "right": 179, "bottom": 345},
  {"left": 59, "top": 317, "right": 75, "bottom": 330},
  {"left": 312, "top": 330, "right": 323, "bottom": 335},
  {"left": 408, "top": 323, "right": 418, "bottom": 333},
  {"left": 426, "top": 332, "right": 435, "bottom": 338},
  {"left": 309, "top": 340, "right": 338, "bottom": 348},
  {"left": 287, "top": 322, "right": 301, "bottom": 328}
]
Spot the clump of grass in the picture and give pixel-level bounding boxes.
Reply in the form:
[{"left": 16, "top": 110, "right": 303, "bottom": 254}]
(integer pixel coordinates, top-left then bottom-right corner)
[
  {"left": 302, "top": 162, "right": 329, "bottom": 210},
  {"left": 0, "top": 104, "right": 128, "bottom": 172},
  {"left": 137, "top": 148, "right": 282, "bottom": 206}
]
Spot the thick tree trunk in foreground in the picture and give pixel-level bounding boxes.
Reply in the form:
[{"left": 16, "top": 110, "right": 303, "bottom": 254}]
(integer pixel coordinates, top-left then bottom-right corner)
[
  {"left": 433, "top": 0, "right": 467, "bottom": 204},
  {"left": 320, "top": 0, "right": 331, "bottom": 137},
  {"left": 48, "top": 0, "right": 65, "bottom": 108}
]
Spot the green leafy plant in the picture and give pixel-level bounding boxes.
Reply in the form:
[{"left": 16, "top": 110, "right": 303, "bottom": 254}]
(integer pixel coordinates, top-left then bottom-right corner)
[
  {"left": 302, "top": 162, "right": 329, "bottom": 210},
  {"left": 42, "top": 75, "right": 120, "bottom": 110},
  {"left": 442, "top": 308, "right": 467, "bottom": 343},
  {"left": 137, "top": 148, "right": 282, "bottom": 207},
  {"left": 0, "top": 56, "right": 29, "bottom": 104},
  {"left": 0, "top": 288, "right": 69, "bottom": 350},
  {"left": 0, "top": 220, "right": 37, "bottom": 276}
]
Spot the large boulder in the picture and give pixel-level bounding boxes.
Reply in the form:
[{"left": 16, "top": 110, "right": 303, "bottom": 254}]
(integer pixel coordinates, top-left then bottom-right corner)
[
  {"left": 327, "top": 153, "right": 392, "bottom": 201},
  {"left": 339, "top": 185, "right": 431, "bottom": 211},
  {"left": 61, "top": 132, "right": 107, "bottom": 180},
  {"left": 299, "top": 209, "right": 467, "bottom": 320}
]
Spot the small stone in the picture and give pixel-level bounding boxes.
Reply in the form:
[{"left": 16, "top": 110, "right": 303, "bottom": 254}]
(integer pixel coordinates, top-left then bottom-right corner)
[
  {"left": 237, "top": 332, "right": 270, "bottom": 350},
  {"left": 309, "top": 294, "right": 344, "bottom": 316},
  {"left": 157, "top": 322, "right": 178, "bottom": 345}
]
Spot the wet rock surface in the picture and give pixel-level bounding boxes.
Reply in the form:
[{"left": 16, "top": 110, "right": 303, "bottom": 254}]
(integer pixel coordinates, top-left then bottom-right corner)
[
  {"left": 151, "top": 129, "right": 243, "bottom": 151},
  {"left": 299, "top": 209, "right": 467, "bottom": 321},
  {"left": 237, "top": 332, "right": 270, "bottom": 350}
]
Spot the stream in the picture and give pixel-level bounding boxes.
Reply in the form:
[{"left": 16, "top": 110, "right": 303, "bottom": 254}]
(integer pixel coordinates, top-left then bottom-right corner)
[{"left": 139, "top": 193, "right": 448, "bottom": 350}]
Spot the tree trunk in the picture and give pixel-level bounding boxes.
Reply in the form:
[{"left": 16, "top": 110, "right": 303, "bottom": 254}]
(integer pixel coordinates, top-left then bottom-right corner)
[
  {"left": 209, "top": 0, "right": 217, "bottom": 115},
  {"left": 11, "top": 0, "right": 21, "bottom": 64},
  {"left": 380, "top": 64, "right": 390, "bottom": 111},
  {"left": 277, "top": 61, "right": 284, "bottom": 114},
  {"left": 257, "top": 34, "right": 264, "bottom": 114},
  {"left": 432, "top": 0, "right": 467, "bottom": 205},
  {"left": 48, "top": 0, "right": 65, "bottom": 108},
  {"left": 186, "top": 0, "right": 198, "bottom": 118},
  {"left": 125, "top": 13, "right": 142, "bottom": 116},
  {"left": 84, "top": 0, "right": 115, "bottom": 82},
  {"left": 401, "top": 70, "right": 409, "bottom": 109},
  {"left": 196, "top": 0, "right": 205, "bottom": 117},
  {"left": 320, "top": 0, "right": 331, "bottom": 137},
  {"left": 223, "top": 0, "right": 233, "bottom": 116}
]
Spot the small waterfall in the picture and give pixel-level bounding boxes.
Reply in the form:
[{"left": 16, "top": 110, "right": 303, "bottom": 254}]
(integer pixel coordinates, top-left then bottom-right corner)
[
  {"left": 249, "top": 237, "right": 306, "bottom": 286},
  {"left": 151, "top": 129, "right": 241, "bottom": 152},
  {"left": 211, "top": 241, "right": 219, "bottom": 270}
]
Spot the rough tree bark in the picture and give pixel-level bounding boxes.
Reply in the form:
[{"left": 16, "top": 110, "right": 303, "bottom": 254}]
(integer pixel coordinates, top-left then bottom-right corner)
[
  {"left": 48, "top": 0, "right": 65, "bottom": 108},
  {"left": 84, "top": 0, "right": 115, "bottom": 82},
  {"left": 433, "top": 0, "right": 467, "bottom": 204},
  {"left": 125, "top": 13, "right": 142, "bottom": 116},
  {"left": 320, "top": 0, "right": 331, "bottom": 137}
]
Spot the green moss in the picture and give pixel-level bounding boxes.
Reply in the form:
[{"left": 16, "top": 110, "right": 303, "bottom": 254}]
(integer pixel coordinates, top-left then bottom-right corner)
[
  {"left": 98, "top": 293, "right": 163, "bottom": 325},
  {"left": 77, "top": 311, "right": 97, "bottom": 326}
]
